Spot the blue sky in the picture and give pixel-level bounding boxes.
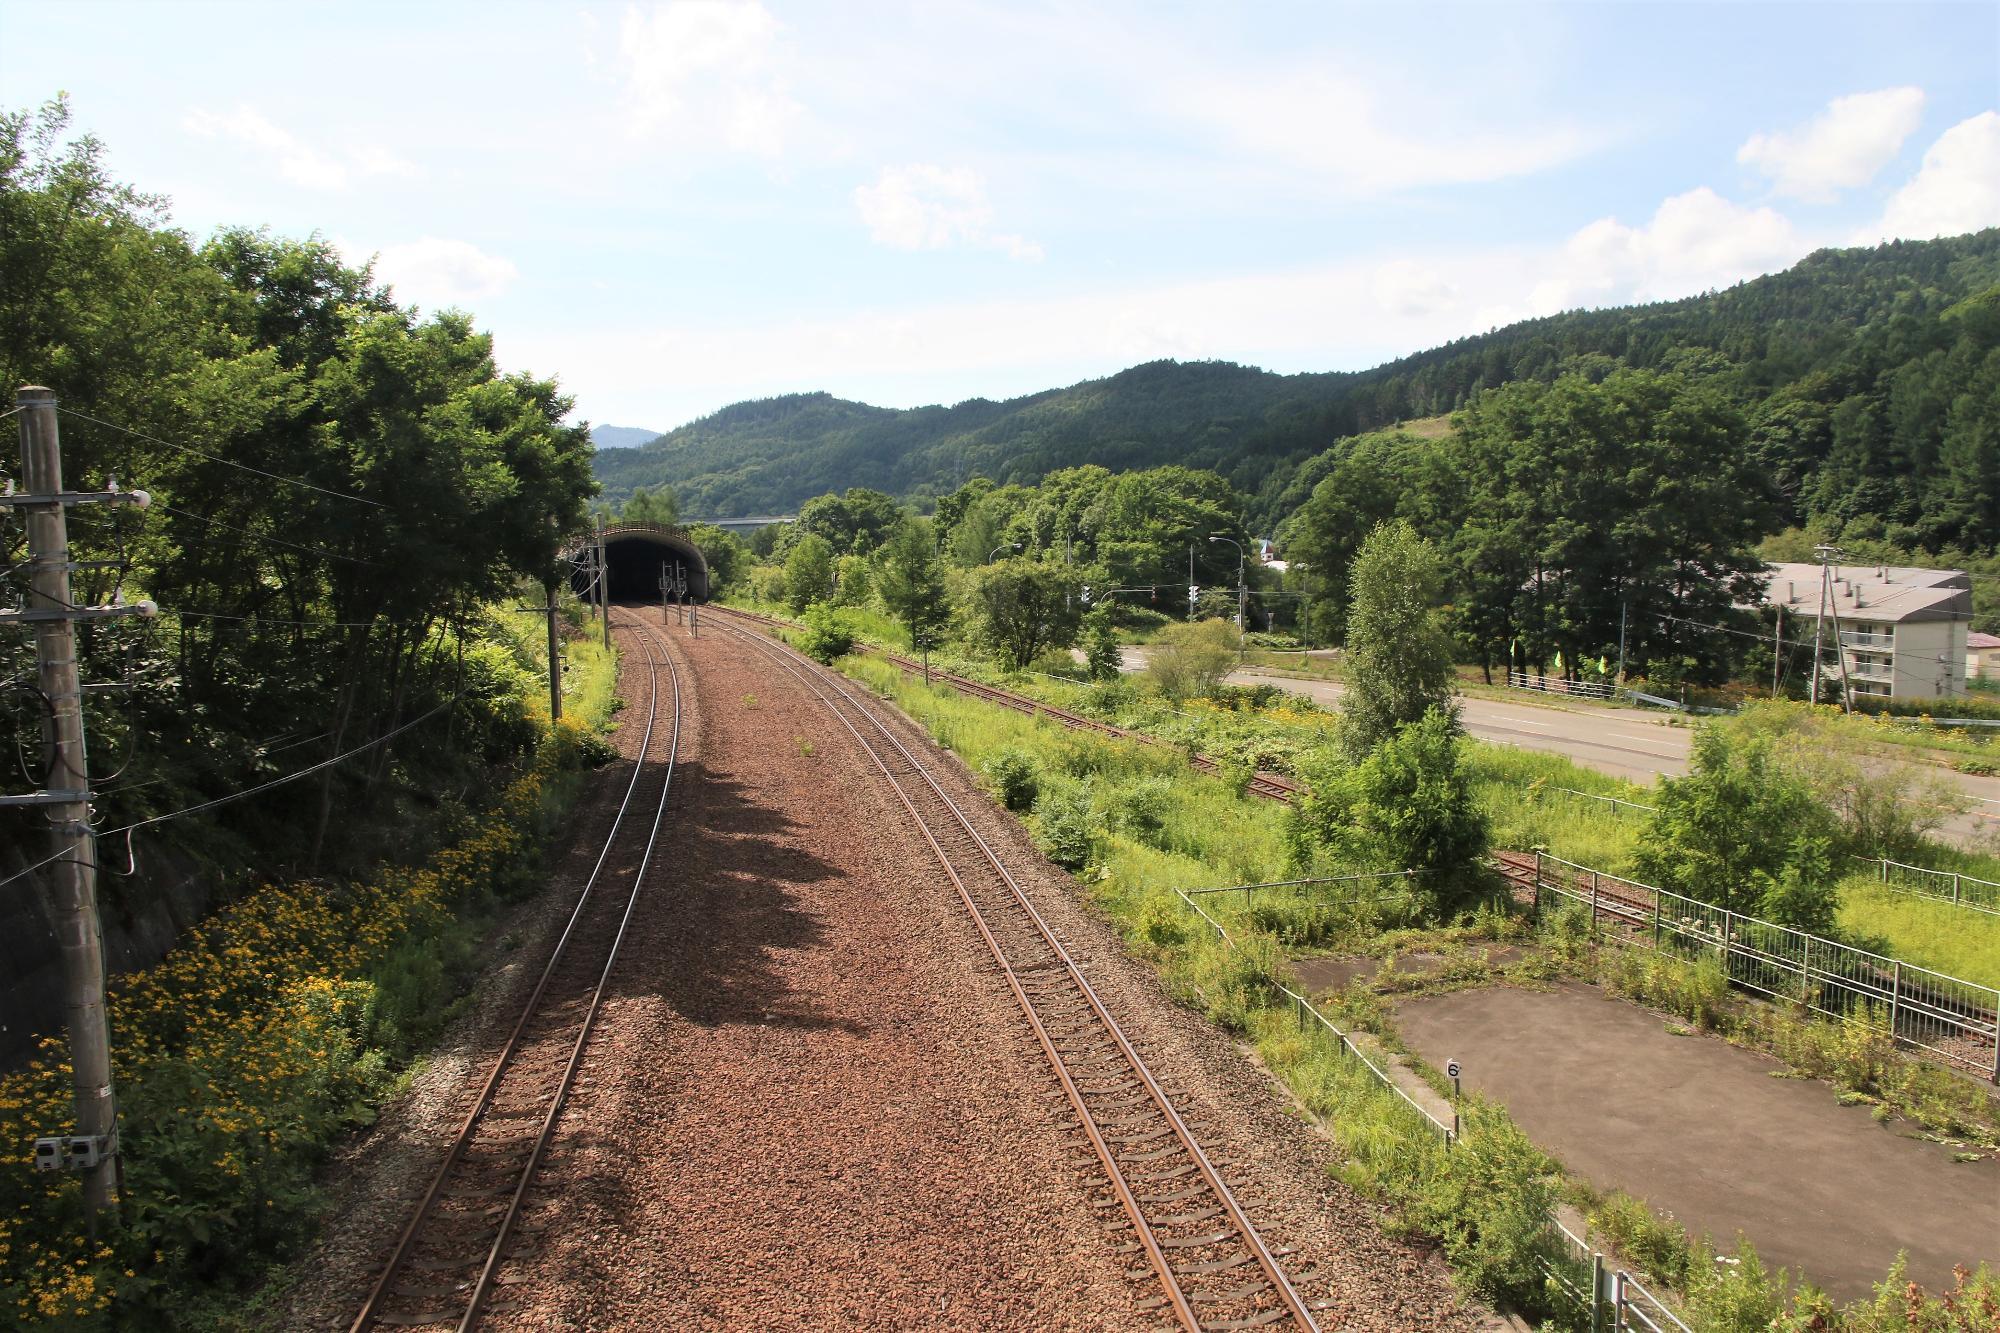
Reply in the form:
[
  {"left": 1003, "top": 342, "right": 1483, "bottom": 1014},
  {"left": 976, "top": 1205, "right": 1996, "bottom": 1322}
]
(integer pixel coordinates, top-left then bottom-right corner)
[{"left": 5, "top": 1, "right": 1997, "bottom": 431}]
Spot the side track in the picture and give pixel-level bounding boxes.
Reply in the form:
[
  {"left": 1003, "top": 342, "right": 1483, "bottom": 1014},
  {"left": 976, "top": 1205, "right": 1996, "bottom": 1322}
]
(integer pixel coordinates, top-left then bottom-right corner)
[
  {"left": 708, "top": 613, "right": 1325, "bottom": 1333},
  {"left": 707, "top": 605, "right": 1301, "bottom": 803},
  {"left": 352, "top": 612, "right": 682, "bottom": 1331}
]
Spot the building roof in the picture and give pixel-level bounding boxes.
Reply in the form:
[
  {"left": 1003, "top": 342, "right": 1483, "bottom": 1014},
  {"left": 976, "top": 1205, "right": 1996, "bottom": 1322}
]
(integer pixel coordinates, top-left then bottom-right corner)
[
  {"left": 1970, "top": 631, "right": 2000, "bottom": 650},
  {"left": 1758, "top": 562, "right": 1972, "bottom": 625}
]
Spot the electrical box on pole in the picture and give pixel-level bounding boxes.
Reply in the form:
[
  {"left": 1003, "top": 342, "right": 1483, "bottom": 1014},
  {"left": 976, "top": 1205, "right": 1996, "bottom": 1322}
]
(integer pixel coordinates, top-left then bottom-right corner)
[{"left": 4, "top": 386, "right": 156, "bottom": 1223}]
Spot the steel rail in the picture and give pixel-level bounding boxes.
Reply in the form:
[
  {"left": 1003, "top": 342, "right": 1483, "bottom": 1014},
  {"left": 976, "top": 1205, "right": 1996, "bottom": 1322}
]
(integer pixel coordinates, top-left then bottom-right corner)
[
  {"left": 705, "top": 604, "right": 1300, "bottom": 805},
  {"left": 352, "top": 608, "right": 683, "bottom": 1331},
  {"left": 710, "top": 614, "right": 1319, "bottom": 1332}
]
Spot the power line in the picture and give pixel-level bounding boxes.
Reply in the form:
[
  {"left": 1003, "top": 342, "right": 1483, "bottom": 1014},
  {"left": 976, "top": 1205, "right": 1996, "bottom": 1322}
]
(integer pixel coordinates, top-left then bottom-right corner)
[
  {"left": 164, "top": 606, "right": 443, "bottom": 631},
  {"left": 0, "top": 697, "right": 455, "bottom": 894},
  {"left": 1654, "top": 611, "right": 1817, "bottom": 652},
  {"left": 57, "top": 407, "right": 386, "bottom": 509},
  {"left": 153, "top": 502, "right": 382, "bottom": 568}
]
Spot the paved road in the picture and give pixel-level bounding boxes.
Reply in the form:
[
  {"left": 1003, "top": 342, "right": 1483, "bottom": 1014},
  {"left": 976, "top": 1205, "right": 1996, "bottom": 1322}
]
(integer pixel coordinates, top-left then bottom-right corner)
[{"left": 1114, "top": 649, "right": 2000, "bottom": 846}]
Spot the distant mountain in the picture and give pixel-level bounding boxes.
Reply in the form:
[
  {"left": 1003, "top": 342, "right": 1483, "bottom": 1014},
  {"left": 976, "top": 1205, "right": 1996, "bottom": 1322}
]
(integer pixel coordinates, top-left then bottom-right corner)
[
  {"left": 595, "top": 230, "right": 2000, "bottom": 535},
  {"left": 590, "top": 424, "right": 661, "bottom": 450}
]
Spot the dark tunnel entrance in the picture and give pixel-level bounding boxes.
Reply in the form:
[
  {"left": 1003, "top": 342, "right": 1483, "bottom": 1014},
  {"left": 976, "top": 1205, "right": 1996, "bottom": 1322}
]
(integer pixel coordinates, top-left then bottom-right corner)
[{"left": 575, "top": 524, "right": 711, "bottom": 603}]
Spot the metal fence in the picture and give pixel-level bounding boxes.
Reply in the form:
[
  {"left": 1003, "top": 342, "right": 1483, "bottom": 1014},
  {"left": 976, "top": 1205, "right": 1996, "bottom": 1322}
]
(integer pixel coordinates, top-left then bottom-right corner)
[
  {"left": 1170, "top": 878, "right": 1697, "bottom": 1330},
  {"left": 1509, "top": 671, "right": 1617, "bottom": 699},
  {"left": 1543, "top": 1215, "right": 1693, "bottom": 1333},
  {"left": 1533, "top": 785, "right": 1658, "bottom": 817},
  {"left": 1526, "top": 851, "right": 2000, "bottom": 1082},
  {"left": 1853, "top": 855, "right": 2000, "bottom": 917},
  {"left": 1167, "top": 884, "right": 1457, "bottom": 1145}
]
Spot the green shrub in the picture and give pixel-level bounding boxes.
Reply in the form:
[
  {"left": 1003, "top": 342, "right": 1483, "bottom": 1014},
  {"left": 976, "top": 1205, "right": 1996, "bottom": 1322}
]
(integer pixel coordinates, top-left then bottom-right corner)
[
  {"left": 1033, "top": 783, "right": 1100, "bottom": 870},
  {"left": 983, "top": 748, "right": 1041, "bottom": 811},
  {"left": 1406, "top": 1107, "right": 1565, "bottom": 1304},
  {"left": 795, "top": 602, "right": 859, "bottom": 663},
  {"left": 1114, "top": 775, "right": 1175, "bottom": 848},
  {"left": 1135, "top": 893, "right": 1191, "bottom": 954}
]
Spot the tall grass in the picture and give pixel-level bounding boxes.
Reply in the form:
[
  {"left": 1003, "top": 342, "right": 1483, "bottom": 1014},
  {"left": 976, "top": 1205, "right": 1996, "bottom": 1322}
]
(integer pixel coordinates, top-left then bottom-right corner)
[{"left": 1837, "top": 880, "right": 2000, "bottom": 989}]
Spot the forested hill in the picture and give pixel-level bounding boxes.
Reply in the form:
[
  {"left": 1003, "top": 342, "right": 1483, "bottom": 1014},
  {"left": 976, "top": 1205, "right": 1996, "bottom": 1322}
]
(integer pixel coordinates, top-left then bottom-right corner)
[
  {"left": 595, "top": 360, "right": 1352, "bottom": 517},
  {"left": 598, "top": 229, "right": 2000, "bottom": 528}
]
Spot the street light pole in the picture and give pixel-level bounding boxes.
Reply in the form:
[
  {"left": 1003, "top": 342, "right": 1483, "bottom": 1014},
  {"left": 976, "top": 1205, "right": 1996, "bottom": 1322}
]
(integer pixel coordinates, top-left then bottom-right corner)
[
  {"left": 1208, "top": 536, "right": 1245, "bottom": 631},
  {"left": 988, "top": 541, "right": 1021, "bottom": 563}
]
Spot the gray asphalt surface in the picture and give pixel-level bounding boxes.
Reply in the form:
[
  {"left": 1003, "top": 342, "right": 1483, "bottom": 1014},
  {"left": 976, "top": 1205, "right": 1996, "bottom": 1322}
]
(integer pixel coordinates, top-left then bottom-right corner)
[{"left": 1394, "top": 983, "right": 1999, "bottom": 1301}]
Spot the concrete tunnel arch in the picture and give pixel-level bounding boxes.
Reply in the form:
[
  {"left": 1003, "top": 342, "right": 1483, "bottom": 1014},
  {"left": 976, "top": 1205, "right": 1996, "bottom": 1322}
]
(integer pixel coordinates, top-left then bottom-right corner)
[{"left": 572, "top": 523, "right": 710, "bottom": 603}]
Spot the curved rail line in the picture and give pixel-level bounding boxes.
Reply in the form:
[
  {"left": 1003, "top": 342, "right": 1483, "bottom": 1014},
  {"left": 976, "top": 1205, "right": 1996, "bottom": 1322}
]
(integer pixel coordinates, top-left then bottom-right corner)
[
  {"left": 708, "top": 613, "right": 1322, "bottom": 1332},
  {"left": 353, "top": 609, "right": 683, "bottom": 1331},
  {"left": 706, "top": 605, "right": 1300, "bottom": 804}
]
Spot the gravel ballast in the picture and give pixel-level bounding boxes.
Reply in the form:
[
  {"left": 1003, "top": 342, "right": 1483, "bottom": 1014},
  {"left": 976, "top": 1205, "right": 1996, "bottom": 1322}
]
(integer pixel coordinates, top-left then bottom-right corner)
[{"left": 284, "top": 612, "right": 1497, "bottom": 1329}]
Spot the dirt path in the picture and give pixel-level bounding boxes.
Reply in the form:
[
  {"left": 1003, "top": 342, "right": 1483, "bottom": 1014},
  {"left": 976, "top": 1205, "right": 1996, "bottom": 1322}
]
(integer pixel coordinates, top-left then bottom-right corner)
[{"left": 1393, "top": 982, "right": 1999, "bottom": 1301}]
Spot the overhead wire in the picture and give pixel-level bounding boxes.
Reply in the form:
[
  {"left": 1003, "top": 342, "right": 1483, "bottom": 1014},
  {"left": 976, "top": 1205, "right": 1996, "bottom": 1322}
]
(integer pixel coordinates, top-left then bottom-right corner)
[
  {"left": 152, "top": 502, "right": 382, "bottom": 568},
  {"left": 56, "top": 406, "right": 386, "bottom": 509},
  {"left": 0, "top": 696, "right": 456, "bottom": 893}
]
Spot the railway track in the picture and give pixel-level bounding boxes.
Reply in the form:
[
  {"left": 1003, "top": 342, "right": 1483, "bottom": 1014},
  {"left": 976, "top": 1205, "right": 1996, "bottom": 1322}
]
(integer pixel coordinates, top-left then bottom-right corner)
[
  {"left": 707, "top": 604, "right": 1301, "bottom": 804},
  {"left": 707, "top": 613, "right": 1324, "bottom": 1332},
  {"left": 352, "top": 610, "right": 682, "bottom": 1331}
]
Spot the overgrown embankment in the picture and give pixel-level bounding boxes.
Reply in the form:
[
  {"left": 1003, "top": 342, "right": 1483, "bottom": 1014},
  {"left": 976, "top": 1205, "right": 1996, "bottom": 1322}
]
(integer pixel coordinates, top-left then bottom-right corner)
[
  {"left": 0, "top": 614, "right": 619, "bottom": 1328},
  {"left": 823, "top": 647, "right": 1999, "bottom": 1332}
]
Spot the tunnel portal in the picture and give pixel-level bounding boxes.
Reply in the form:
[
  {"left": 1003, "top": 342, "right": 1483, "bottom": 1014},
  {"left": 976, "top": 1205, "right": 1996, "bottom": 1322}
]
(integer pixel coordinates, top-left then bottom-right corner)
[{"left": 575, "top": 523, "right": 711, "bottom": 603}]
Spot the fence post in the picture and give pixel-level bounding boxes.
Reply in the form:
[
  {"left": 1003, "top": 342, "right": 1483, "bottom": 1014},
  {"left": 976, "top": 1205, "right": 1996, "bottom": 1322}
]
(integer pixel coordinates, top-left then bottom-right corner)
[
  {"left": 1954, "top": 873, "right": 1962, "bottom": 906},
  {"left": 1800, "top": 935, "right": 1812, "bottom": 1005},
  {"left": 1718, "top": 909, "right": 1731, "bottom": 967},
  {"left": 1590, "top": 1252, "right": 1604, "bottom": 1333},
  {"left": 1890, "top": 961, "right": 1902, "bottom": 1041},
  {"left": 1610, "top": 1270, "right": 1625, "bottom": 1332},
  {"left": 1880, "top": 858, "right": 1888, "bottom": 884},
  {"left": 1591, "top": 871, "right": 1600, "bottom": 938},
  {"left": 1652, "top": 893, "right": 1661, "bottom": 952}
]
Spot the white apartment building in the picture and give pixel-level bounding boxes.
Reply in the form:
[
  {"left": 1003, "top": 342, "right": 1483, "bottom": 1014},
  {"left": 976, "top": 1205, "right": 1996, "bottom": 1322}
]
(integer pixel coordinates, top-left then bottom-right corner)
[{"left": 1759, "top": 563, "right": 1972, "bottom": 700}]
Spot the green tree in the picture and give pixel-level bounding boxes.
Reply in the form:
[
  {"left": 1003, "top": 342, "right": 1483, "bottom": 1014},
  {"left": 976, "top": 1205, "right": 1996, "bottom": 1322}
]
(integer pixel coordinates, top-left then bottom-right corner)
[
  {"left": 619, "top": 485, "right": 679, "bottom": 527},
  {"left": 876, "top": 518, "right": 949, "bottom": 653},
  {"left": 1145, "top": 618, "right": 1240, "bottom": 700},
  {"left": 1338, "top": 520, "right": 1458, "bottom": 761},
  {"left": 1752, "top": 836, "right": 1840, "bottom": 934},
  {"left": 1632, "top": 724, "right": 1837, "bottom": 912},
  {"left": 795, "top": 486, "right": 902, "bottom": 554},
  {"left": 948, "top": 493, "right": 1008, "bottom": 567},
  {"left": 1289, "top": 709, "right": 1491, "bottom": 915},
  {"left": 682, "top": 522, "right": 748, "bottom": 593},
  {"left": 964, "top": 559, "right": 1082, "bottom": 670},
  {"left": 1080, "top": 606, "right": 1123, "bottom": 680},
  {"left": 782, "top": 533, "right": 835, "bottom": 612}
]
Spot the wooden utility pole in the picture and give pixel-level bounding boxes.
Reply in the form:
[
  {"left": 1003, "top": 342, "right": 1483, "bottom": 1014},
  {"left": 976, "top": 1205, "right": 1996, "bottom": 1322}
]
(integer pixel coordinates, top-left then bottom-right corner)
[
  {"left": 1813, "top": 544, "right": 1852, "bottom": 712},
  {"left": 4, "top": 387, "right": 153, "bottom": 1221},
  {"left": 1810, "top": 552, "right": 1831, "bottom": 706},
  {"left": 596, "top": 516, "right": 610, "bottom": 649},
  {"left": 1772, "top": 604, "right": 1784, "bottom": 698}
]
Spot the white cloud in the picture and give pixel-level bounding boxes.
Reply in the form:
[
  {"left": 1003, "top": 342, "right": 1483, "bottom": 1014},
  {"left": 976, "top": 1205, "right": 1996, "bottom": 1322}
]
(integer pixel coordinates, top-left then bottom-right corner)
[
  {"left": 1371, "top": 261, "right": 1460, "bottom": 318},
  {"left": 1511, "top": 187, "right": 1801, "bottom": 319},
  {"left": 616, "top": 0, "right": 803, "bottom": 157},
  {"left": 183, "top": 106, "right": 416, "bottom": 191},
  {"left": 852, "top": 164, "right": 1042, "bottom": 261},
  {"left": 1169, "top": 64, "right": 1596, "bottom": 193},
  {"left": 1867, "top": 111, "right": 2000, "bottom": 242},
  {"left": 506, "top": 184, "right": 1830, "bottom": 428},
  {"left": 365, "top": 238, "right": 520, "bottom": 309},
  {"left": 1737, "top": 87, "right": 1926, "bottom": 202}
]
